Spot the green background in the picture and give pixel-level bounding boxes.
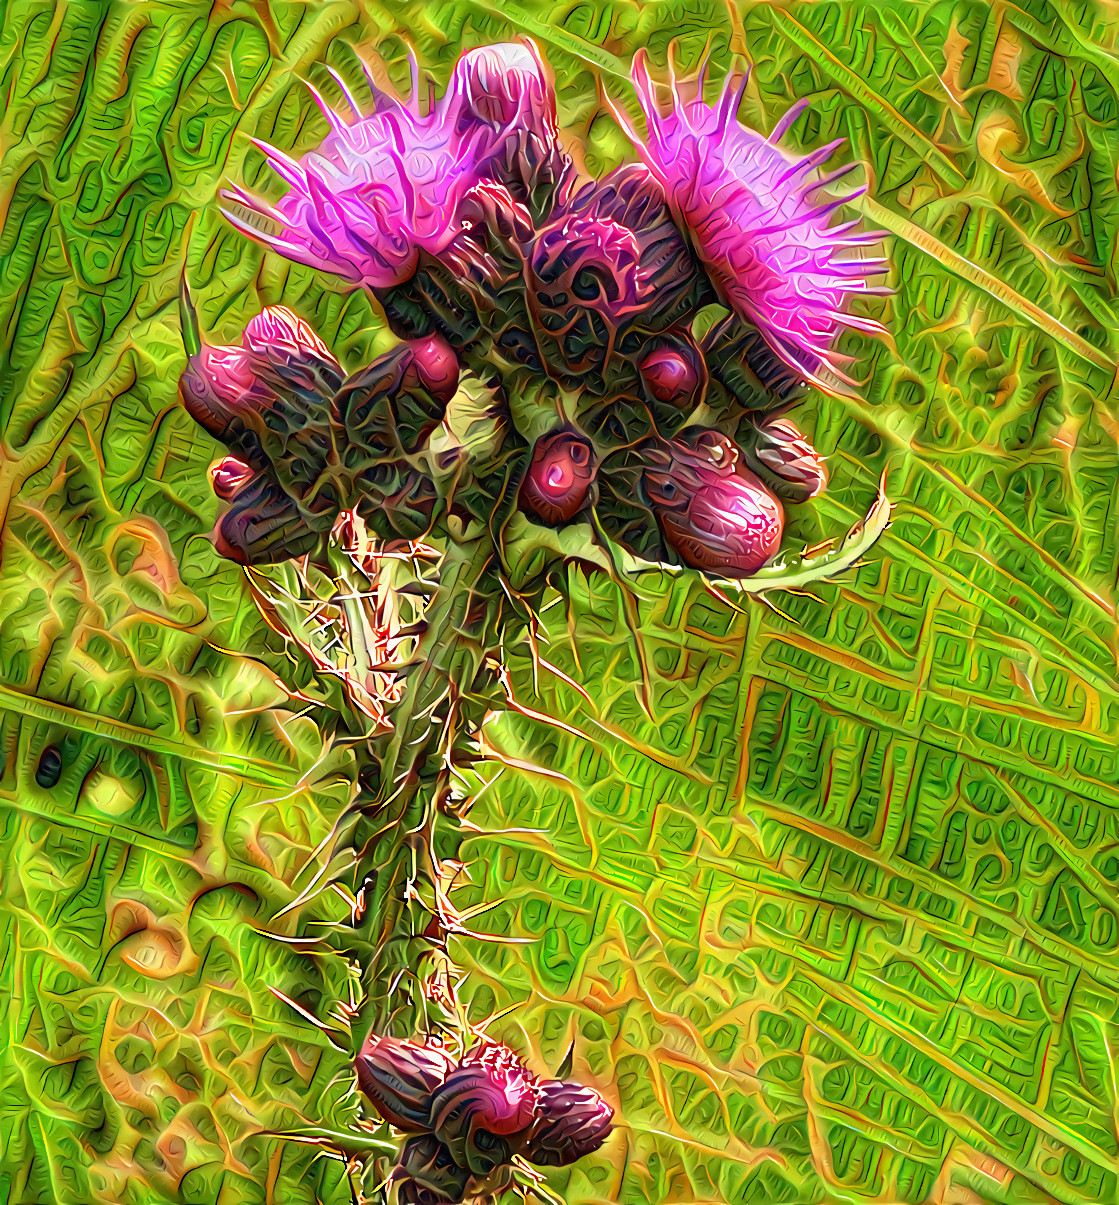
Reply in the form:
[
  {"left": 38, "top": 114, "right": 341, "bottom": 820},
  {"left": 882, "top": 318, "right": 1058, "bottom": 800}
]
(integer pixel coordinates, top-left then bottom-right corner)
[{"left": 3, "top": 1, "right": 1119, "bottom": 1203}]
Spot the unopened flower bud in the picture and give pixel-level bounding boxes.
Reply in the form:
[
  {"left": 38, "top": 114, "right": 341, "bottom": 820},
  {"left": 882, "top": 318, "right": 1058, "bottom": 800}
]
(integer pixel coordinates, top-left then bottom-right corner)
[
  {"left": 210, "top": 456, "right": 253, "bottom": 500},
  {"left": 242, "top": 305, "right": 343, "bottom": 393},
  {"left": 525, "top": 1080, "right": 614, "bottom": 1167},
  {"left": 639, "top": 345, "right": 700, "bottom": 408},
  {"left": 750, "top": 416, "right": 828, "bottom": 502},
  {"left": 519, "top": 432, "right": 597, "bottom": 525},
  {"left": 644, "top": 428, "right": 783, "bottom": 576},
  {"left": 355, "top": 1036, "right": 457, "bottom": 1133},
  {"left": 180, "top": 343, "right": 273, "bottom": 439},
  {"left": 403, "top": 335, "right": 460, "bottom": 404}
]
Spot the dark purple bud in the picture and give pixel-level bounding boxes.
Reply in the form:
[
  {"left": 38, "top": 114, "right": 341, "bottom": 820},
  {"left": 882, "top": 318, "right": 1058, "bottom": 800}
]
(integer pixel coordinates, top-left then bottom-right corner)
[
  {"left": 210, "top": 456, "right": 253, "bottom": 500},
  {"left": 355, "top": 1036, "right": 458, "bottom": 1133},
  {"left": 429, "top": 1044, "right": 537, "bottom": 1176},
  {"left": 211, "top": 474, "right": 317, "bottom": 566},
  {"left": 403, "top": 334, "right": 460, "bottom": 404},
  {"left": 396, "top": 1134, "right": 470, "bottom": 1205},
  {"left": 644, "top": 429, "right": 784, "bottom": 576},
  {"left": 530, "top": 213, "right": 650, "bottom": 319},
  {"left": 525, "top": 1080, "right": 614, "bottom": 1168},
  {"left": 639, "top": 344, "right": 701, "bottom": 408},
  {"left": 751, "top": 416, "right": 828, "bottom": 502},
  {"left": 519, "top": 432, "right": 596, "bottom": 525}
]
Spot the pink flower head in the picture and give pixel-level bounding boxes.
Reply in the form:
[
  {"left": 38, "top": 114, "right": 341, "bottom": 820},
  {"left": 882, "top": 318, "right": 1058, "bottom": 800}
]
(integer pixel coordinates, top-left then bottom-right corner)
[
  {"left": 221, "top": 43, "right": 564, "bottom": 292},
  {"left": 608, "top": 50, "right": 887, "bottom": 391}
]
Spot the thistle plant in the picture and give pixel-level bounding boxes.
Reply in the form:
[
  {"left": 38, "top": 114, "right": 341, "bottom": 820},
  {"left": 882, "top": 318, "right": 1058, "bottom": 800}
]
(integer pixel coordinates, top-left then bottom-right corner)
[{"left": 180, "top": 38, "right": 890, "bottom": 1202}]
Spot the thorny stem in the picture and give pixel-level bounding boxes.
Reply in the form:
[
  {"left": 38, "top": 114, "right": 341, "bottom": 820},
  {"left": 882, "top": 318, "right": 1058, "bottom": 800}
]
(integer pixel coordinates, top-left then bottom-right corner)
[{"left": 345, "top": 529, "right": 504, "bottom": 1049}]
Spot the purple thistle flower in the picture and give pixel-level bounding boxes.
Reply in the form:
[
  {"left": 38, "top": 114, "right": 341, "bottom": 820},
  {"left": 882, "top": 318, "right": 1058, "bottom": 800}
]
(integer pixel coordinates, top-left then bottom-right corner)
[
  {"left": 525, "top": 1079, "right": 614, "bottom": 1167},
  {"left": 607, "top": 50, "right": 888, "bottom": 390},
  {"left": 644, "top": 429, "right": 784, "bottom": 576},
  {"left": 221, "top": 43, "right": 566, "bottom": 292}
]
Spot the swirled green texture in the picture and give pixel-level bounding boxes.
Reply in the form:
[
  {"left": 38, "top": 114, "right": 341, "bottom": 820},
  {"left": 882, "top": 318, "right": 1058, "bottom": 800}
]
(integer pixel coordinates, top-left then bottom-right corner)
[{"left": 3, "top": 2, "right": 1119, "bottom": 1205}]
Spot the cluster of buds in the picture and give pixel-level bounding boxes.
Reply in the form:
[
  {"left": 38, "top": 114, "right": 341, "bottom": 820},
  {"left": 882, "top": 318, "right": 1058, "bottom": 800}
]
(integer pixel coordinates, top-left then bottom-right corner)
[
  {"left": 356, "top": 1036, "right": 613, "bottom": 1203},
  {"left": 180, "top": 298, "right": 461, "bottom": 564},
  {"left": 516, "top": 414, "right": 827, "bottom": 577}
]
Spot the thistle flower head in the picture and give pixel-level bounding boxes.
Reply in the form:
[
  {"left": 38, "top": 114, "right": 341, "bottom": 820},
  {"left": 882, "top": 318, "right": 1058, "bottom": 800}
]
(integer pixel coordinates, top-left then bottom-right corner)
[
  {"left": 610, "top": 50, "right": 887, "bottom": 390},
  {"left": 242, "top": 305, "right": 343, "bottom": 393},
  {"left": 179, "top": 304, "right": 343, "bottom": 443},
  {"left": 221, "top": 43, "right": 565, "bottom": 292}
]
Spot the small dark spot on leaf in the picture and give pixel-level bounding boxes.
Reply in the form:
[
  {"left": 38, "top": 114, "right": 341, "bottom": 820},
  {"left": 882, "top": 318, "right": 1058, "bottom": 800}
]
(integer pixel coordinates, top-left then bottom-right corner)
[{"left": 36, "top": 746, "right": 62, "bottom": 788}]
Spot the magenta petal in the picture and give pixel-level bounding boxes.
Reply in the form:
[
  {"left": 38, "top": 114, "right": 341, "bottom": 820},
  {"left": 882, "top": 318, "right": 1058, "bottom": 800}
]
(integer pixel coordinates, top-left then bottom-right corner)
[{"left": 617, "top": 51, "right": 888, "bottom": 385}]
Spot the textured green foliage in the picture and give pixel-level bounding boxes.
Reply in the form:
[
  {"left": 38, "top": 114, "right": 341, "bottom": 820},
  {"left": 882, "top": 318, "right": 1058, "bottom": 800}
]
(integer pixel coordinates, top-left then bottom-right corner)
[{"left": 3, "top": 1, "right": 1119, "bottom": 1204}]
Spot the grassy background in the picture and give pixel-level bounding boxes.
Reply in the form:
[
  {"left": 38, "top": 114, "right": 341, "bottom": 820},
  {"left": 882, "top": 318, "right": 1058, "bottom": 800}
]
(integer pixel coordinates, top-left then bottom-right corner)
[{"left": 3, "top": 1, "right": 1119, "bottom": 1203}]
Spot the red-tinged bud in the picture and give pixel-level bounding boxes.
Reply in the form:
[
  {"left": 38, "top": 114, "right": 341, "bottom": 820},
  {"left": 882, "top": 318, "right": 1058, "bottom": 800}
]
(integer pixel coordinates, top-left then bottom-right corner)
[
  {"left": 180, "top": 343, "right": 273, "bottom": 438},
  {"left": 355, "top": 1036, "right": 458, "bottom": 1133},
  {"left": 242, "top": 305, "right": 343, "bottom": 393},
  {"left": 751, "top": 415, "right": 828, "bottom": 502},
  {"left": 519, "top": 432, "right": 597, "bottom": 525},
  {"left": 210, "top": 456, "right": 253, "bottom": 500},
  {"left": 403, "top": 335, "right": 460, "bottom": 404},
  {"left": 243, "top": 305, "right": 338, "bottom": 369},
  {"left": 639, "top": 345, "right": 700, "bottom": 408},
  {"left": 644, "top": 429, "right": 784, "bottom": 576},
  {"left": 525, "top": 1080, "right": 614, "bottom": 1168}
]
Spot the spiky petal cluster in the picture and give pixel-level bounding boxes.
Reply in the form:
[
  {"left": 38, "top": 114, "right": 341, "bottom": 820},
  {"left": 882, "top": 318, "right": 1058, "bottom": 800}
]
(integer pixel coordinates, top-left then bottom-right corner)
[
  {"left": 610, "top": 50, "right": 886, "bottom": 389},
  {"left": 222, "top": 43, "right": 563, "bottom": 291}
]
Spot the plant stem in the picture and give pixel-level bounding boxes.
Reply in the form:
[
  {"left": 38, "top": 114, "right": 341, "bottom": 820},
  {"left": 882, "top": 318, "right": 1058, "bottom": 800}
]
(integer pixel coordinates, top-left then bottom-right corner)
[{"left": 347, "top": 529, "right": 502, "bottom": 1048}]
